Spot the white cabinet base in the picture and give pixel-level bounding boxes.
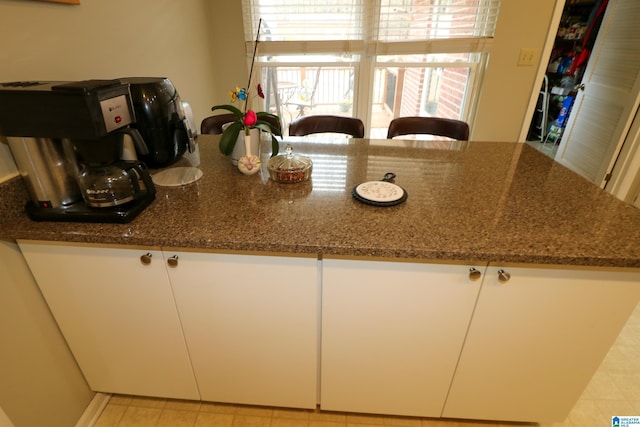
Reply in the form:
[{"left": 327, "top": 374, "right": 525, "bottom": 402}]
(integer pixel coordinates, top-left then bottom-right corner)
[
  {"left": 167, "top": 251, "right": 319, "bottom": 409},
  {"left": 18, "top": 240, "right": 640, "bottom": 422},
  {"left": 321, "top": 258, "right": 483, "bottom": 417},
  {"left": 443, "top": 265, "right": 640, "bottom": 422},
  {"left": 17, "top": 240, "right": 200, "bottom": 400}
]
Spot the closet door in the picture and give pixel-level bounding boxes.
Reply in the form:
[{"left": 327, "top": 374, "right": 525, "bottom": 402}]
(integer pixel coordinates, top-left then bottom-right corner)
[{"left": 556, "top": 0, "right": 640, "bottom": 186}]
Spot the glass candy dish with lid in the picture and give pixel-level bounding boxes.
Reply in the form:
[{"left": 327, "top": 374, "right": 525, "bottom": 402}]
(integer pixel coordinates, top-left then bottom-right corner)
[{"left": 267, "top": 144, "right": 312, "bottom": 183}]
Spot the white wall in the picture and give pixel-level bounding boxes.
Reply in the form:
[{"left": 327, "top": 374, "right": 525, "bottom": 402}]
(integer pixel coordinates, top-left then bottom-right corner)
[
  {"left": 207, "top": 1, "right": 250, "bottom": 109},
  {"left": 0, "top": 0, "right": 217, "bottom": 180},
  {"left": 0, "top": 407, "right": 14, "bottom": 427},
  {"left": 0, "top": 241, "right": 94, "bottom": 427},
  {"left": 473, "top": 0, "right": 559, "bottom": 141},
  {"left": 0, "top": 145, "right": 17, "bottom": 182}
]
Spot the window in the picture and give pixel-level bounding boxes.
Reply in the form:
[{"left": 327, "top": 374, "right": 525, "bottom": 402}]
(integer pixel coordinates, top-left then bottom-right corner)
[{"left": 242, "top": 0, "right": 500, "bottom": 138}]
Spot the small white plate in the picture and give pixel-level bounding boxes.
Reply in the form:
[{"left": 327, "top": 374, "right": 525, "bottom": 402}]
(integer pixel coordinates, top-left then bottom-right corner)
[
  {"left": 152, "top": 167, "right": 203, "bottom": 187},
  {"left": 355, "top": 180, "right": 404, "bottom": 203}
]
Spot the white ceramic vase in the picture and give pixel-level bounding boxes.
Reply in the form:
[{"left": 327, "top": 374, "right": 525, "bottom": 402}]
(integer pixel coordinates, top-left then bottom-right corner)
[{"left": 230, "top": 128, "right": 260, "bottom": 166}]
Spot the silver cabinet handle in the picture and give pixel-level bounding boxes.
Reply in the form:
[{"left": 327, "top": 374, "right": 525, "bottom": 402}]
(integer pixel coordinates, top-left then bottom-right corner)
[
  {"left": 167, "top": 255, "right": 179, "bottom": 268},
  {"left": 469, "top": 267, "right": 482, "bottom": 281},
  {"left": 140, "top": 253, "right": 152, "bottom": 265},
  {"left": 497, "top": 269, "right": 511, "bottom": 283}
]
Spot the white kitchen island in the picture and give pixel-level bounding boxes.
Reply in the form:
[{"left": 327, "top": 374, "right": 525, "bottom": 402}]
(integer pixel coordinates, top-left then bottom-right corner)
[{"left": 3, "top": 136, "right": 640, "bottom": 423}]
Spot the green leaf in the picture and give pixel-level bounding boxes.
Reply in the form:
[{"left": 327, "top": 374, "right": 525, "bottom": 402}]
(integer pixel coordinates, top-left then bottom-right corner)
[
  {"left": 254, "top": 121, "right": 281, "bottom": 137},
  {"left": 256, "top": 111, "right": 279, "bottom": 119},
  {"left": 270, "top": 134, "right": 279, "bottom": 157},
  {"left": 211, "top": 104, "right": 243, "bottom": 118},
  {"left": 255, "top": 113, "right": 283, "bottom": 136},
  {"left": 218, "top": 121, "right": 243, "bottom": 155}
]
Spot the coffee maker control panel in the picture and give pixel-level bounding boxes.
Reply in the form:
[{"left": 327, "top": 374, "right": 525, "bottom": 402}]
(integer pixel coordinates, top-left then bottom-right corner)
[
  {"left": 100, "top": 95, "right": 133, "bottom": 133},
  {"left": 0, "top": 79, "right": 135, "bottom": 139}
]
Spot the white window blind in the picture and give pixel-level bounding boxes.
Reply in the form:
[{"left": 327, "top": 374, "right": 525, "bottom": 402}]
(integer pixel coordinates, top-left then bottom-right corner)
[
  {"left": 377, "top": 0, "right": 501, "bottom": 42},
  {"left": 242, "top": 0, "right": 500, "bottom": 52},
  {"left": 242, "top": 1, "right": 364, "bottom": 42},
  {"left": 241, "top": 0, "right": 501, "bottom": 137}
]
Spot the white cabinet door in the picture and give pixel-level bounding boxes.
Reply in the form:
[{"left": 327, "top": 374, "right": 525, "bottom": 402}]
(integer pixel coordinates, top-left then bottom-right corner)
[
  {"left": 443, "top": 264, "right": 640, "bottom": 423},
  {"left": 321, "top": 258, "right": 484, "bottom": 417},
  {"left": 16, "top": 240, "right": 200, "bottom": 400},
  {"left": 166, "top": 251, "right": 319, "bottom": 409}
]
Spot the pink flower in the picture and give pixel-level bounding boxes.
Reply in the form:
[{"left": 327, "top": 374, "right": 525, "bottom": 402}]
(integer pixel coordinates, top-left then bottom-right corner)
[
  {"left": 243, "top": 110, "right": 257, "bottom": 127},
  {"left": 257, "top": 83, "right": 264, "bottom": 99}
]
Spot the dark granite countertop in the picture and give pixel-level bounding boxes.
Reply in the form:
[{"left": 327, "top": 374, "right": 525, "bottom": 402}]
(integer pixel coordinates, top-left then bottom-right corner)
[{"left": 2, "top": 135, "right": 640, "bottom": 267}]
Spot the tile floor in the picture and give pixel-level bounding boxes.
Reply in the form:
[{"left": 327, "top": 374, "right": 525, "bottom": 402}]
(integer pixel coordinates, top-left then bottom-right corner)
[{"left": 94, "top": 303, "right": 640, "bottom": 427}]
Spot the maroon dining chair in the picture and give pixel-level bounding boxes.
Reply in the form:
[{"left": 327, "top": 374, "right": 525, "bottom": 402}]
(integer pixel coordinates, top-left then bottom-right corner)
[
  {"left": 288, "top": 115, "right": 365, "bottom": 138},
  {"left": 386, "top": 116, "right": 470, "bottom": 140},
  {"left": 200, "top": 114, "right": 237, "bottom": 135}
]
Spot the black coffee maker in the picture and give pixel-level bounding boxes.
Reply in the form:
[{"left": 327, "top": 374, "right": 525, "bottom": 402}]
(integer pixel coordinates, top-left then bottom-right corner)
[{"left": 0, "top": 79, "right": 156, "bottom": 223}]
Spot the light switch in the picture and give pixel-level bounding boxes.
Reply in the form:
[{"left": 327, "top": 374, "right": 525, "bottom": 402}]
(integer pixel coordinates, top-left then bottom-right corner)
[{"left": 518, "top": 48, "right": 539, "bottom": 66}]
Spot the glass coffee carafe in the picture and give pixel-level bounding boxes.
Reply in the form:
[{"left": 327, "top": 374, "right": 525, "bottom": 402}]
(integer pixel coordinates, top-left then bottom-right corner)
[
  {"left": 77, "top": 160, "right": 152, "bottom": 207},
  {"left": 65, "top": 128, "right": 155, "bottom": 208}
]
